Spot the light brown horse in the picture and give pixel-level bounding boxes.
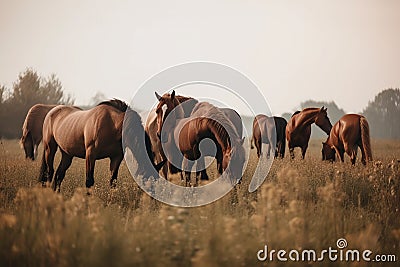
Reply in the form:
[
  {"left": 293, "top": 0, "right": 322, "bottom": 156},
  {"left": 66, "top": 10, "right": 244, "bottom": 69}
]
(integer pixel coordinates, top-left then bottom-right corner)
[
  {"left": 159, "top": 97, "right": 245, "bottom": 186},
  {"left": 154, "top": 90, "right": 243, "bottom": 180},
  {"left": 286, "top": 107, "right": 332, "bottom": 159},
  {"left": 251, "top": 115, "right": 287, "bottom": 158},
  {"left": 39, "top": 99, "right": 162, "bottom": 192},
  {"left": 322, "top": 114, "right": 372, "bottom": 165},
  {"left": 21, "top": 104, "right": 57, "bottom": 160}
]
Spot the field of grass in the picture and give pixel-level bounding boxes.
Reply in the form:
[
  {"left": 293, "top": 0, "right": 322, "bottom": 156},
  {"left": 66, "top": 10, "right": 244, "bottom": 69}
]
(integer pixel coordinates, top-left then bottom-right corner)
[{"left": 0, "top": 138, "right": 399, "bottom": 266}]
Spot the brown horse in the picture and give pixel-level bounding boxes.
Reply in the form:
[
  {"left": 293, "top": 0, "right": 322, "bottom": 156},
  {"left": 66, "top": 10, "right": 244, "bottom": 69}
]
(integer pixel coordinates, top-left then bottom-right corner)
[
  {"left": 159, "top": 97, "right": 245, "bottom": 186},
  {"left": 286, "top": 107, "right": 332, "bottom": 159},
  {"left": 39, "top": 99, "right": 161, "bottom": 192},
  {"left": 21, "top": 104, "right": 57, "bottom": 160},
  {"left": 154, "top": 90, "right": 243, "bottom": 180},
  {"left": 322, "top": 114, "right": 372, "bottom": 165},
  {"left": 251, "top": 115, "right": 287, "bottom": 158},
  {"left": 145, "top": 92, "right": 198, "bottom": 179}
]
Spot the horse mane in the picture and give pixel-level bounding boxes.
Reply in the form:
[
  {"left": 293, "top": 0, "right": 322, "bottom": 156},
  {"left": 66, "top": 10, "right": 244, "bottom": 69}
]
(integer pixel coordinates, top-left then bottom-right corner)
[
  {"left": 98, "top": 99, "right": 128, "bottom": 112},
  {"left": 193, "top": 102, "right": 239, "bottom": 148},
  {"left": 291, "top": 111, "right": 301, "bottom": 117},
  {"left": 123, "top": 109, "right": 156, "bottom": 175},
  {"left": 301, "top": 107, "right": 321, "bottom": 112}
]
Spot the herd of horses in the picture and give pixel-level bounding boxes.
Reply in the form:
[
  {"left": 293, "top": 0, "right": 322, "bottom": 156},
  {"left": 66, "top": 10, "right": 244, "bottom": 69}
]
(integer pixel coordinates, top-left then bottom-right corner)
[{"left": 20, "top": 91, "right": 373, "bottom": 192}]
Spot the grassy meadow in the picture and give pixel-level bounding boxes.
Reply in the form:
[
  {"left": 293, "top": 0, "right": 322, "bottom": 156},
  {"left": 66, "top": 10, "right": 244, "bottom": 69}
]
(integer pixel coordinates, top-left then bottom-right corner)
[{"left": 0, "top": 138, "right": 399, "bottom": 266}]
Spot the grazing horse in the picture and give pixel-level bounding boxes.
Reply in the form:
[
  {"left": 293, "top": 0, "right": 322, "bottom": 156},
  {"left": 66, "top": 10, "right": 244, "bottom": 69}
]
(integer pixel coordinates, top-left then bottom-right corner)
[
  {"left": 154, "top": 90, "right": 243, "bottom": 180},
  {"left": 251, "top": 115, "right": 287, "bottom": 158},
  {"left": 286, "top": 107, "right": 332, "bottom": 159},
  {"left": 21, "top": 104, "right": 57, "bottom": 160},
  {"left": 39, "top": 99, "right": 162, "bottom": 192},
  {"left": 322, "top": 114, "right": 372, "bottom": 165},
  {"left": 159, "top": 97, "right": 245, "bottom": 186}
]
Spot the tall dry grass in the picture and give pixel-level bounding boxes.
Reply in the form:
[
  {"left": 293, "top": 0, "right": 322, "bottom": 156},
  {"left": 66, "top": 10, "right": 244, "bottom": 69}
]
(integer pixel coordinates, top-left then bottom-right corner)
[{"left": 0, "top": 139, "right": 399, "bottom": 266}]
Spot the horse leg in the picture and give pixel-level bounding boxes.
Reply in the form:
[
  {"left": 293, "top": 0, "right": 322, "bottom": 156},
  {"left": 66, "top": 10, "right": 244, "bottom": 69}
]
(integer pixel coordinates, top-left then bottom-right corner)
[
  {"left": 109, "top": 155, "right": 123, "bottom": 187},
  {"left": 183, "top": 157, "right": 193, "bottom": 187},
  {"left": 359, "top": 143, "right": 367, "bottom": 165},
  {"left": 344, "top": 144, "right": 357, "bottom": 165},
  {"left": 350, "top": 147, "right": 358, "bottom": 165},
  {"left": 197, "top": 156, "right": 209, "bottom": 181},
  {"left": 53, "top": 151, "right": 73, "bottom": 192},
  {"left": 256, "top": 139, "right": 262, "bottom": 158},
  {"left": 45, "top": 139, "right": 57, "bottom": 186},
  {"left": 275, "top": 141, "right": 280, "bottom": 158},
  {"left": 289, "top": 143, "right": 295, "bottom": 159},
  {"left": 301, "top": 145, "right": 308, "bottom": 159},
  {"left": 34, "top": 142, "right": 39, "bottom": 160},
  {"left": 85, "top": 147, "right": 96, "bottom": 188}
]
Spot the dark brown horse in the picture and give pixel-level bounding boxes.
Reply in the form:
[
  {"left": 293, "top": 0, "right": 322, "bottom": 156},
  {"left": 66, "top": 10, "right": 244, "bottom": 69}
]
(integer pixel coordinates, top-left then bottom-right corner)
[
  {"left": 322, "top": 114, "right": 372, "bottom": 165},
  {"left": 251, "top": 115, "right": 287, "bottom": 158},
  {"left": 159, "top": 97, "right": 245, "bottom": 186},
  {"left": 286, "top": 107, "right": 332, "bottom": 159},
  {"left": 154, "top": 90, "right": 243, "bottom": 180},
  {"left": 21, "top": 104, "right": 57, "bottom": 160},
  {"left": 39, "top": 99, "right": 161, "bottom": 192}
]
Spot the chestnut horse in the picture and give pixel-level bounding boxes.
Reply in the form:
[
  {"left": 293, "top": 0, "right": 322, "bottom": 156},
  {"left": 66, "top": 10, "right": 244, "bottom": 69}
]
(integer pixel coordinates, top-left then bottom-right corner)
[
  {"left": 39, "top": 99, "right": 162, "bottom": 192},
  {"left": 159, "top": 98, "right": 245, "bottom": 186},
  {"left": 154, "top": 90, "right": 243, "bottom": 180},
  {"left": 322, "top": 114, "right": 372, "bottom": 165},
  {"left": 286, "top": 107, "right": 332, "bottom": 159},
  {"left": 251, "top": 115, "right": 287, "bottom": 158},
  {"left": 21, "top": 104, "right": 57, "bottom": 160}
]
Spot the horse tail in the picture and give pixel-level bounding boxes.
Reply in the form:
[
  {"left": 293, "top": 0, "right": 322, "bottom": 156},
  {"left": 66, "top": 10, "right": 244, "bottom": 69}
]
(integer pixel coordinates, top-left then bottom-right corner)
[
  {"left": 281, "top": 130, "right": 286, "bottom": 158},
  {"left": 38, "top": 147, "right": 47, "bottom": 183},
  {"left": 360, "top": 116, "right": 373, "bottom": 162}
]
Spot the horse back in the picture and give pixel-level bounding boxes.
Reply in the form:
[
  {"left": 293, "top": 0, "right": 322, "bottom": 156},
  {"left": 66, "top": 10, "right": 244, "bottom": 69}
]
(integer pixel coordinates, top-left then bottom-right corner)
[{"left": 44, "top": 105, "right": 124, "bottom": 159}]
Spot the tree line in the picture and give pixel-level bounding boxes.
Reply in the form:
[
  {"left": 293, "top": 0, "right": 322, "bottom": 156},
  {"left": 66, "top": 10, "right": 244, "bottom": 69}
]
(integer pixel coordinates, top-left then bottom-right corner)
[
  {"left": 0, "top": 68, "right": 399, "bottom": 139},
  {"left": 0, "top": 68, "right": 74, "bottom": 139}
]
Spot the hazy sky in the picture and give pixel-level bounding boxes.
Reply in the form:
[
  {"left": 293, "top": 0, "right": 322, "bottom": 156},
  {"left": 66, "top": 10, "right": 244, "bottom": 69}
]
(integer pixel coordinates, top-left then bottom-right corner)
[{"left": 1, "top": 0, "right": 399, "bottom": 115}]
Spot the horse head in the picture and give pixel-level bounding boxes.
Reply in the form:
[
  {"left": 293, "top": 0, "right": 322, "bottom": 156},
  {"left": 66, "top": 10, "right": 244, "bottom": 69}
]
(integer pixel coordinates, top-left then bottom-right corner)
[
  {"left": 223, "top": 137, "right": 245, "bottom": 183},
  {"left": 322, "top": 141, "right": 336, "bottom": 161},
  {"left": 155, "top": 90, "right": 183, "bottom": 142},
  {"left": 315, "top": 107, "right": 332, "bottom": 135},
  {"left": 21, "top": 132, "right": 34, "bottom": 160}
]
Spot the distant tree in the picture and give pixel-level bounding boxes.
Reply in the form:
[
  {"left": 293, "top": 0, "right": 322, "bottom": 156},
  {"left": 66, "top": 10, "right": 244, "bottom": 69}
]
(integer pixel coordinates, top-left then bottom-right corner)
[
  {"left": 281, "top": 112, "right": 295, "bottom": 122},
  {"left": 89, "top": 91, "right": 107, "bottom": 106},
  {"left": 363, "top": 88, "right": 400, "bottom": 139},
  {"left": 0, "top": 68, "right": 74, "bottom": 138},
  {"left": 41, "top": 74, "right": 74, "bottom": 105}
]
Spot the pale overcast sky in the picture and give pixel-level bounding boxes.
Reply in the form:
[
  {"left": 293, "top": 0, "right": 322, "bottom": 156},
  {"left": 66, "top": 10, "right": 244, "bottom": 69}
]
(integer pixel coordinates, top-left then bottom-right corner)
[{"left": 1, "top": 0, "right": 399, "bottom": 115}]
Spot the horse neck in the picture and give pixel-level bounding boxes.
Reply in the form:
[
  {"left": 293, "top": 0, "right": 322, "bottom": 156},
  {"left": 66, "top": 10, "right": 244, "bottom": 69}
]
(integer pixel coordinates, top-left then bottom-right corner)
[
  {"left": 173, "top": 100, "right": 185, "bottom": 120},
  {"left": 207, "top": 120, "right": 231, "bottom": 152},
  {"left": 297, "top": 109, "right": 319, "bottom": 127}
]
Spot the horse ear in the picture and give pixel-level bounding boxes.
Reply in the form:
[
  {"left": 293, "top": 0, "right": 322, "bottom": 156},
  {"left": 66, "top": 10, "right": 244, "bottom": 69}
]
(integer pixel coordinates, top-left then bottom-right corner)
[
  {"left": 171, "top": 90, "right": 175, "bottom": 99},
  {"left": 155, "top": 92, "right": 162, "bottom": 101},
  {"left": 320, "top": 106, "right": 324, "bottom": 112}
]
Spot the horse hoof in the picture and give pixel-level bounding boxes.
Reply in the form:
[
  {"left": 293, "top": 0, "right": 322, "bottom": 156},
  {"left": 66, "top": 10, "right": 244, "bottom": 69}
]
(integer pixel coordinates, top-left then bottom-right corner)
[{"left": 86, "top": 187, "right": 93, "bottom": 195}]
